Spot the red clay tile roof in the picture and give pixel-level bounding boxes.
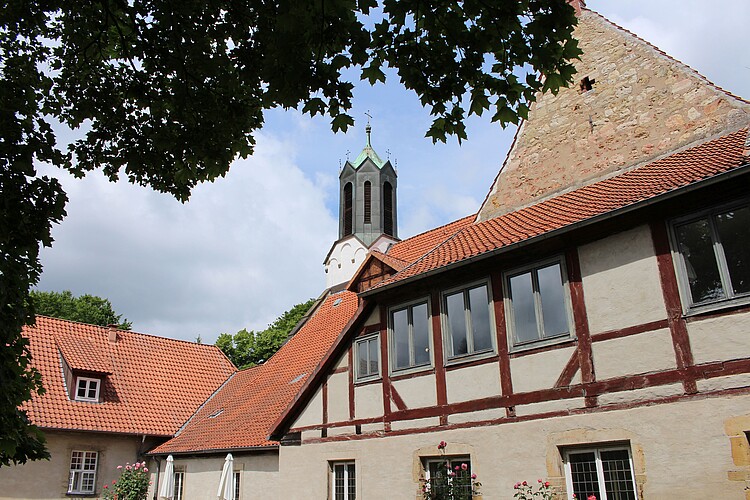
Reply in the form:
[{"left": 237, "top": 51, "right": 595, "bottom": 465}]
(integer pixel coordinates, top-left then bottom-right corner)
[
  {"left": 386, "top": 215, "right": 475, "bottom": 264},
  {"left": 369, "top": 128, "right": 750, "bottom": 291},
  {"left": 150, "top": 291, "right": 359, "bottom": 453},
  {"left": 23, "top": 316, "right": 236, "bottom": 436},
  {"left": 369, "top": 250, "right": 410, "bottom": 272}
]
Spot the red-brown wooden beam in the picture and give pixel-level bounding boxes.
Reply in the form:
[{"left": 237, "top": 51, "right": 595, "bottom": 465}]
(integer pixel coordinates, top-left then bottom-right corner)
[
  {"left": 430, "top": 291, "right": 448, "bottom": 425},
  {"left": 566, "top": 248, "right": 597, "bottom": 407},
  {"left": 490, "top": 270, "right": 515, "bottom": 417}
]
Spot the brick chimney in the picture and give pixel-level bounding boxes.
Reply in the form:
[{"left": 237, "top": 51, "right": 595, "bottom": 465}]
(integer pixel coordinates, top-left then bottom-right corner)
[
  {"left": 107, "top": 325, "right": 119, "bottom": 343},
  {"left": 568, "top": 0, "right": 585, "bottom": 15}
]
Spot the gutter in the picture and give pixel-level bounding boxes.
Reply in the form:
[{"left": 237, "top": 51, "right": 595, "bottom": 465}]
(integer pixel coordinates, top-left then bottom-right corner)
[
  {"left": 361, "top": 162, "right": 750, "bottom": 297},
  {"left": 147, "top": 445, "right": 278, "bottom": 457}
]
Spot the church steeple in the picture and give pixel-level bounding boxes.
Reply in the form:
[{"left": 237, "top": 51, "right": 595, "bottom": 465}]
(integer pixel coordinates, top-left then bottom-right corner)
[{"left": 325, "top": 124, "right": 400, "bottom": 288}]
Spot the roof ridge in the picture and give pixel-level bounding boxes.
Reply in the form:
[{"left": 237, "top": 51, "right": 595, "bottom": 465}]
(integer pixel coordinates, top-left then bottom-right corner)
[{"left": 585, "top": 8, "right": 749, "bottom": 105}]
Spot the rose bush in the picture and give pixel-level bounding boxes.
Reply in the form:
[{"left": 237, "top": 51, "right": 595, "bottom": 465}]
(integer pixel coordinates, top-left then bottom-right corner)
[{"left": 103, "top": 461, "right": 150, "bottom": 500}]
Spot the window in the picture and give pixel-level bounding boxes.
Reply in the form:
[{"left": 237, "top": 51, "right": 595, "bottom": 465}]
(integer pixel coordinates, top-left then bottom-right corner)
[
  {"left": 355, "top": 334, "right": 380, "bottom": 380},
  {"left": 74, "top": 377, "right": 100, "bottom": 402},
  {"left": 233, "top": 471, "right": 241, "bottom": 500},
  {"left": 424, "top": 456, "right": 472, "bottom": 499},
  {"left": 68, "top": 450, "right": 97, "bottom": 494},
  {"left": 390, "top": 300, "right": 431, "bottom": 371},
  {"left": 330, "top": 461, "right": 355, "bottom": 500},
  {"left": 564, "top": 447, "right": 638, "bottom": 500},
  {"left": 443, "top": 282, "right": 494, "bottom": 358},
  {"left": 173, "top": 470, "right": 185, "bottom": 500},
  {"left": 505, "top": 258, "right": 572, "bottom": 349},
  {"left": 671, "top": 202, "right": 750, "bottom": 310},
  {"left": 363, "top": 181, "right": 371, "bottom": 224},
  {"left": 343, "top": 182, "right": 353, "bottom": 236},
  {"left": 383, "top": 181, "right": 394, "bottom": 236}
]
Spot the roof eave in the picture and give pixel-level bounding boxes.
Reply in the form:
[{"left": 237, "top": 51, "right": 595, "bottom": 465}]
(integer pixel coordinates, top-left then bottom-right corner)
[
  {"left": 361, "top": 161, "right": 750, "bottom": 298},
  {"left": 147, "top": 445, "right": 279, "bottom": 457}
]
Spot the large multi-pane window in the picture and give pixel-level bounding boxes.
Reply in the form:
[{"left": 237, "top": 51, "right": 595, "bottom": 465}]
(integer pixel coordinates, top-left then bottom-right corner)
[
  {"left": 390, "top": 300, "right": 431, "bottom": 371},
  {"left": 68, "top": 450, "right": 97, "bottom": 494},
  {"left": 355, "top": 334, "right": 380, "bottom": 380},
  {"left": 505, "top": 258, "right": 572, "bottom": 349},
  {"left": 74, "top": 376, "right": 100, "bottom": 402},
  {"left": 671, "top": 202, "right": 750, "bottom": 309},
  {"left": 424, "top": 457, "right": 473, "bottom": 500},
  {"left": 443, "top": 283, "right": 494, "bottom": 358},
  {"left": 564, "top": 447, "right": 638, "bottom": 500},
  {"left": 330, "top": 461, "right": 356, "bottom": 500}
]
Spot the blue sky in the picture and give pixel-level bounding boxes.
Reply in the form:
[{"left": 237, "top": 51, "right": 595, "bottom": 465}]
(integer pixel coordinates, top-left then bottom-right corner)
[{"left": 36, "top": 1, "right": 750, "bottom": 342}]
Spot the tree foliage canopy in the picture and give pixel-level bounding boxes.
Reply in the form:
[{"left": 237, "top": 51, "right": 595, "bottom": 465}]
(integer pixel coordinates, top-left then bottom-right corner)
[
  {"left": 217, "top": 298, "right": 316, "bottom": 369},
  {"left": 30, "top": 290, "right": 132, "bottom": 329},
  {"left": 1, "top": 0, "right": 579, "bottom": 466}
]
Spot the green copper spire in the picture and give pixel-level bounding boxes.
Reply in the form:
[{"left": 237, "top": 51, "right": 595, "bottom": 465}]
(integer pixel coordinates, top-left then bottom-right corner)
[{"left": 352, "top": 122, "right": 385, "bottom": 168}]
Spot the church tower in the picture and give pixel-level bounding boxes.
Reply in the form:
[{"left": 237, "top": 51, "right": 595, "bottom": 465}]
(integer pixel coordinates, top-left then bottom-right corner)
[{"left": 325, "top": 124, "right": 399, "bottom": 288}]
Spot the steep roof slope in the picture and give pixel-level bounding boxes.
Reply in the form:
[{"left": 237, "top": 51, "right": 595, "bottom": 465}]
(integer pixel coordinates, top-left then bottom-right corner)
[
  {"left": 23, "top": 316, "right": 236, "bottom": 436},
  {"left": 478, "top": 8, "right": 750, "bottom": 221},
  {"left": 367, "top": 127, "right": 749, "bottom": 292},
  {"left": 150, "top": 291, "right": 359, "bottom": 453},
  {"left": 386, "top": 215, "right": 475, "bottom": 263}
]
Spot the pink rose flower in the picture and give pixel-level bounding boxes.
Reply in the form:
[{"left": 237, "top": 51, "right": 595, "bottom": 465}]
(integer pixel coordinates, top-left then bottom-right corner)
[
  {"left": 545, "top": 481, "right": 550, "bottom": 488},
  {"left": 116, "top": 465, "right": 123, "bottom": 469},
  {"left": 471, "top": 473, "right": 477, "bottom": 480},
  {"left": 461, "top": 463, "right": 468, "bottom": 471},
  {"left": 454, "top": 465, "right": 460, "bottom": 471},
  {"left": 522, "top": 481, "right": 527, "bottom": 486},
  {"left": 538, "top": 479, "right": 543, "bottom": 483},
  {"left": 144, "top": 467, "right": 149, "bottom": 472},
  {"left": 588, "top": 496, "right": 597, "bottom": 500},
  {"left": 112, "top": 480, "right": 116, "bottom": 484},
  {"left": 437, "top": 441, "right": 447, "bottom": 450},
  {"left": 103, "top": 485, "right": 108, "bottom": 489}
]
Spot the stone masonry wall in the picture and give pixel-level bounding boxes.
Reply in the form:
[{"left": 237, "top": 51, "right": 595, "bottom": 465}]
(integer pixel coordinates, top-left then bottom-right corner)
[{"left": 477, "top": 9, "right": 750, "bottom": 221}]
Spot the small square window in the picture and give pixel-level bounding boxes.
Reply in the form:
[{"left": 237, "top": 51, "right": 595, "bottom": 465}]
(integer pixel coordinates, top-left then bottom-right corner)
[
  {"left": 390, "top": 300, "right": 432, "bottom": 372},
  {"left": 74, "top": 377, "right": 101, "bottom": 402},
  {"left": 330, "top": 461, "right": 355, "bottom": 500},
  {"left": 443, "top": 282, "right": 494, "bottom": 359},
  {"left": 670, "top": 201, "right": 750, "bottom": 311},
  {"left": 68, "top": 450, "right": 97, "bottom": 494},
  {"left": 564, "top": 446, "right": 638, "bottom": 500},
  {"left": 355, "top": 334, "right": 380, "bottom": 380},
  {"left": 504, "top": 258, "right": 573, "bottom": 350}
]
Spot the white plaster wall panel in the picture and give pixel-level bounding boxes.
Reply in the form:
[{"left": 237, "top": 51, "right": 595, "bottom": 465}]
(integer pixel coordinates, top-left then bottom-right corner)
[
  {"left": 597, "top": 383, "right": 683, "bottom": 406},
  {"left": 334, "top": 352, "right": 348, "bottom": 371},
  {"left": 445, "top": 362, "right": 502, "bottom": 404},
  {"left": 292, "top": 386, "right": 323, "bottom": 428},
  {"left": 354, "top": 383, "right": 383, "bottom": 419},
  {"left": 360, "top": 422, "right": 385, "bottom": 433},
  {"left": 510, "top": 346, "right": 576, "bottom": 393},
  {"left": 278, "top": 394, "right": 750, "bottom": 499},
  {"left": 327, "top": 372, "right": 350, "bottom": 423},
  {"left": 363, "top": 306, "right": 381, "bottom": 326},
  {"left": 392, "top": 374, "right": 438, "bottom": 408},
  {"left": 328, "top": 426, "right": 357, "bottom": 437},
  {"left": 697, "top": 373, "right": 750, "bottom": 393},
  {"left": 447, "top": 407, "right": 507, "bottom": 424},
  {"left": 301, "top": 429, "right": 321, "bottom": 442},
  {"left": 688, "top": 311, "right": 750, "bottom": 364},
  {"left": 390, "top": 417, "right": 441, "bottom": 431},
  {"left": 326, "top": 238, "right": 368, "bottom": 288},
  {"left": 514, "top": 397, "right": 586, "bottom": 417},
  {"left": 579, "top": 225, "right": 667, "bottom": 334},
  {"left": 592, "top": 329, "right": 676, "bottom": 380}
]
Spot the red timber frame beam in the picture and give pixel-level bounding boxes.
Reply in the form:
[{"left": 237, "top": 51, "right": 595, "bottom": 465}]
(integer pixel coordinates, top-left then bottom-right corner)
[
  {"left": 490, "top": 270, "right": 514, "bottom": 416},
  {"left": 650, "top": 220, "right": 697, "bottom": 393},
  {"left": 565, "top": 247, "right": 597, "bottom": 407}
]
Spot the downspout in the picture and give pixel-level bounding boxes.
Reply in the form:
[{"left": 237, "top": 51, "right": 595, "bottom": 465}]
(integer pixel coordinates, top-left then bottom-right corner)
[{"left": 153, "top": 457, "right": 161, "bottom": 500}]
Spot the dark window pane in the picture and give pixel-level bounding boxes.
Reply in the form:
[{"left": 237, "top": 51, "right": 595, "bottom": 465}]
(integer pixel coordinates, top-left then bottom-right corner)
[
  {"left": 347, "top": 464, "right": 356, "bottom": 499},
  {"left": 343, "top": 183, "right": 353, "bottom": 236},
  {"left": 77, "top": 383, "right": 86, "bottom": 398},
  {"left": 716, "top": 207, "right": 750, "bottom": 295},
  {"left": 676, "top": 218, "right": 724, "bottom": 303},
  {"left": 363, "top": 181, "right": 371, "bottom": 224},
  {"left": 510, "top": 272, "right": 538, "bottom": 343},
  {"left": 334, "top": 464, "right": 344, "bottom": 500},
  {"left": 601, "top": 450, "right": 636, "bottom": 500},
  {"left": 358, "top": 341, "right": 369, "bottom": 376},
  {"left": 392, "top": 309, "right": 410, "bottom": 369},
  {"left": 412, "top": 303, "right": 430, "bottom": 366},
  {"left": 368, "top": 338, "right": 379, "bottom": 375},
  {"left": 569, "top": 452, "right": 600, "bottom": 500},
  {"left": 468, "top": 285, "right": 492, "bottom": 352},
  {"left": 446, "top": 291, "right": 468, "bottom": 356},
  {"left": 383, "top": 182, "right": 393, "bottom": 236},
  {"left": 537, "top": 263, "right": 569, "bottom": 338}
]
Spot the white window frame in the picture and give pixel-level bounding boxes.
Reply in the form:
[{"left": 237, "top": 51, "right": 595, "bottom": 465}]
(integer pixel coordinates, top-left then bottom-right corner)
[
  {"left": 74, "top": 376, "right": 100, "bottom": 402},
  {"left": 354, "top": 334, "right": 380, "bottom": 381},
  {"left": 330, "top": 461, "right": 356, "bottom": 500},
  {"left": 441, "top": 280, "right": 496, "bottom": 361},
  {"left": 563, "top": 446, "right": 638, "bottom": 500},
  {"left": 173, "top": 470, "right": 185, "bottom": 500},
  {"left": 68, "top": 450, "right": 98, "bottom": 494},
  {"left": 503, "top": 256, "right": 575, "bottom": 352},
  {"left": 388, "top": 298, "right": 433, "bottom": 373},
  {"left": 669, "top": 200, "right": 750, "bottom": 314},
  {"left": 233, "top": 470, "right": 241, "bottom": 500}
]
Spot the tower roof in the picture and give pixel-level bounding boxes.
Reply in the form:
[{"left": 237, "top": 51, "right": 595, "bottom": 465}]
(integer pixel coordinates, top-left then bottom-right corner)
[{"left": 351, "top": 123, "right": 386, "bottom": 168}]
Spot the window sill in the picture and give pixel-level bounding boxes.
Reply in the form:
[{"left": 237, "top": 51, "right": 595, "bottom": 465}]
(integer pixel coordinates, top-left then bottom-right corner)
[
  {"left": 684, "top": 295, "right": 750, "bottom": 319},
  {"left": 509, "top": 335, "right": 576, "bottom": 356},
  {"left": 66, "top": 492, "right": 97, "bottom": 497},
  {"left": 354, "top": 375, "right": 382, "bottom": 386},
  {"left": 445, "top": 350, "right": 497, "bottom": 369}
]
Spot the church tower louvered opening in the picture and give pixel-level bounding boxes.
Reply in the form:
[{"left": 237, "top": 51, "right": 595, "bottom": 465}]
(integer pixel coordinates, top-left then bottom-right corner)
[{"left": 326, "top": 123, "right": 400, "bottom": 288}]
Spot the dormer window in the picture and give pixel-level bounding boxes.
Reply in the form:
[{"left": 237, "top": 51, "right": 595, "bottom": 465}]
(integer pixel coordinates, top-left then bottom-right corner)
[{"left": 75, "top": 376, "right": 101, "bottom": 402}]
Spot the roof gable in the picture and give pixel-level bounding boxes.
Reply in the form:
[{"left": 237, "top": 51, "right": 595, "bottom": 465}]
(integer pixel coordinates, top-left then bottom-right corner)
[{"left": 478, "top": 8, "right": 750, "bottom": 221}]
